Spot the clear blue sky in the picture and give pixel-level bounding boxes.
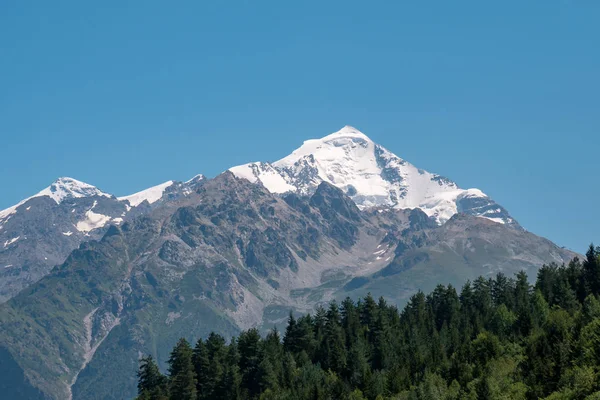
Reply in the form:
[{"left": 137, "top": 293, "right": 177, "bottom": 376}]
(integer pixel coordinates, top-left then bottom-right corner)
[{"left": 1, "top": 1, "right": 598, "bottom": 253}]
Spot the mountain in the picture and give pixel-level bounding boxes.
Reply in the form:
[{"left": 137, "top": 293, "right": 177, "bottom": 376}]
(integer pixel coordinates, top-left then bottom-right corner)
[
  {"left": 230, "top": 125, "right": 516, "bottom": 226},
  {"left": 0, "top": 125, "right": 579, "bottom": 399},
  {"left": 0, "top": 176, "right": 205, "bottom": 302},
  {"left": 0, "top": 178, "right": 128, "bottom": 302},
  {"left": 0, "top": 172, "right": 576, "bottom": 400},
  {"left": 0, "top": 125, "right": 516, "bottom": 303}
]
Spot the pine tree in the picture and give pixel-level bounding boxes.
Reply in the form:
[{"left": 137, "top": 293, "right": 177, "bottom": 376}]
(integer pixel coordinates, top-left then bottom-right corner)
[
  {"left": 582, "top": 294, "right": 600, "bottom": 325},
  {"left": 281, "top": 352, "right": 297, "bottom": 389},
  {"left": 360, "top": 293, "right": 378, "bottom": 341},
  {"left": 283, "top": 312, "right": 299, "bottom": 353},
  {"left": 372, "top": 297, "right": 391, "bottom": 370},
  {"left": 295, "top": 314, "right": 316, "bottom": 359},
  {"left": 137, "top": 355, "right": 168, "bottom": 400},
  {"left": 257, "top": 355, "right": 278, "bottom": 394},
  {"left": 341, "top": 297, "right": 361, "bottom": 348},
  {"left": 459, "top": 280, "right": 476, "bottom": 342},
  {"left": 324, "top": 301, "right": 347, "bottom": 374},
  {"left": 473, "top": 277, "right": 493, "bottom": 331},
  {"left": 238, "top": 328, "right": 262, "bottom": 397},
  {"left": 346, "top": 338, "right": 370, "bottom": 388},
  {"left": 192, "top": 339, "right": 210, "bottom": 399},
  {"left": 313, "top": 305, "right": 327, "bottom": 366},
  {"left": 168, "top": 338, "right": 196, "bottom": 400},
  {"left": 217, "top": 340, "right": 241, "bottom": 400},
  {"left": 514, "top": 271, "right": 532, "bottom": 335},
  {"left": 492, "top": 272, "right": 514, "bottom": 309},
  {"left": 584, "top": 244, "right": 600, "bottom": 296},
  {"left": 205, "top": 332, "right": 227, "bottom": 398}
]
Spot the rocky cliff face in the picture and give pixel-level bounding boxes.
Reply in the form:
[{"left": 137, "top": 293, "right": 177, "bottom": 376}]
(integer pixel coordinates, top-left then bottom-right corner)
[
  {"left": 0, "top": 173, "right": 576, "bottom": 400},
  {"left": 0, "top": 176, "right": 206, "bottom": 303},
  {"left": 0, "top": 179, "right": 128, "bottom": 302}
]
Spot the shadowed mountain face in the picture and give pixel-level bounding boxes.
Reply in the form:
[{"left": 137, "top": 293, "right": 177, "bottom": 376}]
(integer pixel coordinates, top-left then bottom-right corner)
[{"left": 0, "top": 173, "right": 576, "bottom": 400}]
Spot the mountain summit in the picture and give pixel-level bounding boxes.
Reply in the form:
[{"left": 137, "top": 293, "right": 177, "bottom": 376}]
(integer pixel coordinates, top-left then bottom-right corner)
[
  {"left": 230, "top": 126, "right": 515, "bottom": 225},
  {"left": 0, "top": 177, "right": 111, "bottom": 222}
]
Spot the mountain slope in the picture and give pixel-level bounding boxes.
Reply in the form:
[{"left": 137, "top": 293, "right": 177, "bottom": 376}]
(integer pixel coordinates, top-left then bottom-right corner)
[
  {"left": 230, "top": 125, "right": 516, "bottom": 226},
  {"left": 0, "top": 173, "right": 576, "bottom": 400},
  {"left": 338, "top": 213, "right": 576, "bottom": 306},
  {"left": 0, "top": 176, "right": 206, "bottom": 303},
  {"left": 0, "top": 178, "right": 127, "bottom": 302}
]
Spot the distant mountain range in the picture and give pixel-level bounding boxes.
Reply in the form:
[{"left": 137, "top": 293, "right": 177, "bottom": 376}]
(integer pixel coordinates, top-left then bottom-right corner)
[{"left": 0, "top": 126, "right": 577, "bottom": 399}]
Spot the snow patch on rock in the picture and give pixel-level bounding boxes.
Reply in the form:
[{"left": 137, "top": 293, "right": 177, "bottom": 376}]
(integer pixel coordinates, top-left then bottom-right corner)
[
  {"left": 76, "top": 201, "right": 112, "bottom": 233},
  {"left": 3, "top": 236, "right": 20, "bottom": 248}
]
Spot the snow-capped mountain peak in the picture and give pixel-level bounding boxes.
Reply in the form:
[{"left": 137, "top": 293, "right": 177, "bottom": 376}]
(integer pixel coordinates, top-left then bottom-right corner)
[
  {"left": 230, "top": 125, "right": 516, "bottom": 226},
  {"left": 275, "top": 125, "right": 374, "bottom": 168},
  {"left": 321, "top": 124, "right": 372, "bottom": 141},
  {"left": 37, "top": 177, "right": 112, "bottom": 204},
  {"left": 0, "top": 177, "right": 112, "bottom": 222}
]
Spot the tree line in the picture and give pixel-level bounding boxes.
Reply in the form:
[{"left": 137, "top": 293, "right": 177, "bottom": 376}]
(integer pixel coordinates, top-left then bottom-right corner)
[{"left": 136, "top": 244, "right": 600, "bottom": 400}]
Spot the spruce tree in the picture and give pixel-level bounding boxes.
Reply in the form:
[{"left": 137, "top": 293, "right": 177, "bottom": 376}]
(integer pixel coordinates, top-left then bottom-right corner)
[
  {"left": 238, "top": 328, "right": 262, "bottom": 397},
  {"left": 584, "top": 244, "right": 600, "bottom": 296},
  {"left": 192, "top": 339, "right": 210, "bottom": 399},
  {"left": 295, "top": 314, "right": 316, "bottom": 359},
  {"left": 283, "top": 312, "right": 299, "bottom": 353},
  {"left": 168, "top": 338, "right": 196, "bottom": 400},
  {"left": 217, "top": 341, "right": 242, "bottom": 400},
  {"left": 324, "top": 301, "right": 347, "bottom": 374},
  {"left": 137, "top": 355, "right": 168, "bottom": 399}
]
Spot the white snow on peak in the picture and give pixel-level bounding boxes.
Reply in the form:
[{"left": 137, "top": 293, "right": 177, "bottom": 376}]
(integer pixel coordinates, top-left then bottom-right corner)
[
  {"left": 458, "top": 188, "right": 486, "bottom": 199},
  {"left": 229, "top": 163, "right": 296, "bottom": 193},
  {"left": 229, "top": 125, "right": 512, "bottom": 225},
  {"left": 0, "top": 177, "right": 111, "bottom": 222},
  {"left": 275, "top": 125, "right": 374, "bottom": 170},
  {"left": 321, "top": 125, "right": 372, "bottom": 141},
  {"left": 38, "top": 177, "right": 112, "bottom": 204},
  {"left": 118, "top": 181, "right": 174, "bottom": 207},
  {"left": 75, "top": 200, "right": 112, "bottom": 233}
]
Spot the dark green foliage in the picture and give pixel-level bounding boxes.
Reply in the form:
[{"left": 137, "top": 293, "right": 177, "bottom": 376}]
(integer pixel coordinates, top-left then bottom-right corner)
[
  {"left": 192, "top": 339, "right": 210, "bottom": 399},
  {"left": 168, "top": 338, "right": 196, "bottom": 400},
  {"left": 584, "top": 244, "right": 600, "bottom": 296},
  {"left": 136, "top": 356, "right": 168, "bottom": 400},
  {"left": 137, "top": 245, "right": 600, "bottom": 399}
]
